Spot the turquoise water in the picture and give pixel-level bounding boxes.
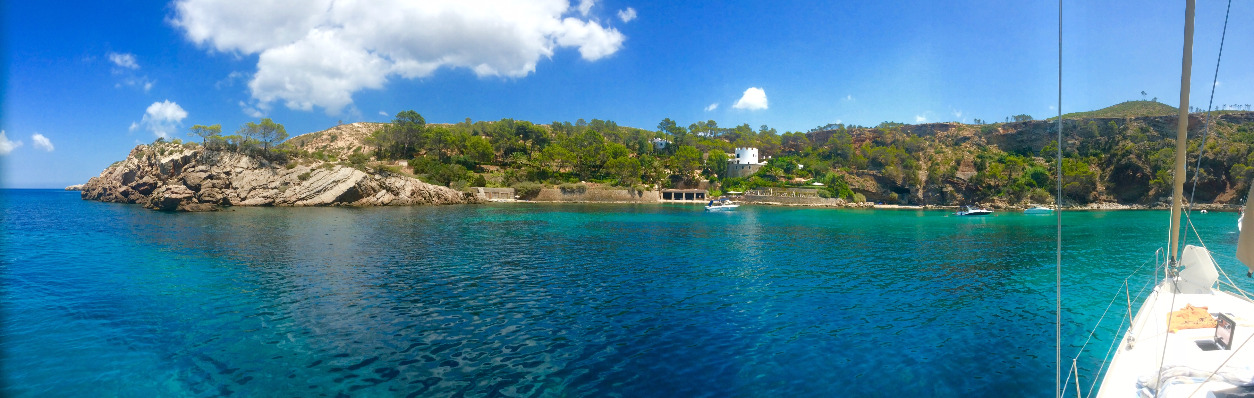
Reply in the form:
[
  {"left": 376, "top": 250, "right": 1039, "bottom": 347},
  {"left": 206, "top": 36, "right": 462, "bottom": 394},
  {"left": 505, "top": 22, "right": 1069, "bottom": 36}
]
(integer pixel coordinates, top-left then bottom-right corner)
[{"left": 3, "top": 189, "right": 1252, "bottom": 397}]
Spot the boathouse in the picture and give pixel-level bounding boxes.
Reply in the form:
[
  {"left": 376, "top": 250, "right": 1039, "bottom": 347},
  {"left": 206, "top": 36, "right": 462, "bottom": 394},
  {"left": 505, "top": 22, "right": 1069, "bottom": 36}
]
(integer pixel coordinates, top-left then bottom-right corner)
[{"left": 659, "top": 189, "right": 707, "bottom": 201}]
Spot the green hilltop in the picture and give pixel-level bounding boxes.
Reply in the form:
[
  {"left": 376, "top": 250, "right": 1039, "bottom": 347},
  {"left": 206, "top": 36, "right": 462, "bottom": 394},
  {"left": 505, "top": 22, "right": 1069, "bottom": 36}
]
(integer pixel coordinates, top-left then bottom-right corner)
[{"left": 1058, "top": 100, "right": 1178, "bottom": 120}]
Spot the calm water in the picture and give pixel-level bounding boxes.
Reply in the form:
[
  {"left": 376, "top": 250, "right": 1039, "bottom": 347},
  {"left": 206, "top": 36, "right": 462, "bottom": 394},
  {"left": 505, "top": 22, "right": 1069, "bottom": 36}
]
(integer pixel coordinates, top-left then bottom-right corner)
[{"left": 3, "top": 189, "right": 1252, "bottom": 397}]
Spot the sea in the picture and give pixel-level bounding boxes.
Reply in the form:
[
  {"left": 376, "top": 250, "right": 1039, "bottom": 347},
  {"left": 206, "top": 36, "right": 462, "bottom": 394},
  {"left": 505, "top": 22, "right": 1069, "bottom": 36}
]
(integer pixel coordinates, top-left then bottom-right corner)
[{"left": 3, "top": 189, "right": 1252, "bottom": 397}]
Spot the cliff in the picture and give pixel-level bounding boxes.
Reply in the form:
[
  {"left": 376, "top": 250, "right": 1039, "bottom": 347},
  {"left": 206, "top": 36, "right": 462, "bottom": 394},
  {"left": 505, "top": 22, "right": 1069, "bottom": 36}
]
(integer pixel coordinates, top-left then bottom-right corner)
[
  {"left": 803, "top": 111, "right": 1254, "bottom": 208},
  {"left": 80, "top": 141, "right": 480, "bottom": 211}
]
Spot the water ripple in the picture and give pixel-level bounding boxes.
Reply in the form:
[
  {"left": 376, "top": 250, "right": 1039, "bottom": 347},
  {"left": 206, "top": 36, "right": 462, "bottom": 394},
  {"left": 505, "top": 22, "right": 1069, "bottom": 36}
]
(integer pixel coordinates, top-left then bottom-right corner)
[{"left": 5, "top": 193, "right": 1254, "bottom": 396}]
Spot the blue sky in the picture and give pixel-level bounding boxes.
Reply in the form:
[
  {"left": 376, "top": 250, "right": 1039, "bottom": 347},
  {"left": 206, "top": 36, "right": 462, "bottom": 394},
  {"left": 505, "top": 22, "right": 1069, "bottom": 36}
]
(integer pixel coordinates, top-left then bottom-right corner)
[{"left": 2, "top": 0, "right": 1251, "bottom": 188}]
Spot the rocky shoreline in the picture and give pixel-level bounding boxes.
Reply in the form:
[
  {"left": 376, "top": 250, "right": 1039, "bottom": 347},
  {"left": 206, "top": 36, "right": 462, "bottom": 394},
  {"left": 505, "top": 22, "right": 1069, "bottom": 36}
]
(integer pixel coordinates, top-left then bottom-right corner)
[{"left": 79, "top": 142, "right": 480, "bottom": 211}]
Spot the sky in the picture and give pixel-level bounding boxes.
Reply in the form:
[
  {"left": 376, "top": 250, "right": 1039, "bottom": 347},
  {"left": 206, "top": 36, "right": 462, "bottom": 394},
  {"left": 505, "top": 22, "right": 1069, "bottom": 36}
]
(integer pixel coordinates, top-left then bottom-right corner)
[{"left": 2, "top": 0, "right": 1252, "bottom": 188}]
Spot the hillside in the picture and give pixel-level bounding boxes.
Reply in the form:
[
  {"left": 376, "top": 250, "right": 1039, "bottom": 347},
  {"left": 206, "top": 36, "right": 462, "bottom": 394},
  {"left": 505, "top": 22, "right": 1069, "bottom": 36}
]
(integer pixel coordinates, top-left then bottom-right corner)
[
  {"left": 284, "top": 122, "right": 388, "bottom": 161},
  {"left": 99, "top": 103, "right": 1254, "bottom": 210},
  {"left": 1057, "top": 100, "right": 1178, "bottom": 120},
  {"left": 269, "top": 107, "right": 1254, "bottom": 208}
]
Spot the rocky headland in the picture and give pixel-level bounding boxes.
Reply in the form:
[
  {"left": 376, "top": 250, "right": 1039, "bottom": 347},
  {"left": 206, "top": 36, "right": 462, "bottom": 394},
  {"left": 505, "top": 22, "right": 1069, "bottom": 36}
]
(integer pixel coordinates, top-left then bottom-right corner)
[{"left": 80, "top": 141, "right": 480, "bottom": 211}]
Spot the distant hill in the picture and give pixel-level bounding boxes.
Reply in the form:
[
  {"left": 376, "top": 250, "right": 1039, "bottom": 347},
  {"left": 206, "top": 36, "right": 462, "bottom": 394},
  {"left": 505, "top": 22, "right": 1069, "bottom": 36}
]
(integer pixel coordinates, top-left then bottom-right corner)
[{"left": 1057, "top": 100, "right": 1178, "bottom": 120}]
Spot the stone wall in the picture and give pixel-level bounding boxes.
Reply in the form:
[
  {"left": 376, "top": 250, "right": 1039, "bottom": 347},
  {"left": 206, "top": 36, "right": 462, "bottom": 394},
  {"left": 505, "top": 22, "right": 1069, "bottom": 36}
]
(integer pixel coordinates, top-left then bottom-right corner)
[
  {"left": 532, "top": 188, "right": 660, "bottom": 203},
  {"left": 740, "top": 194, "right": 848, "bottom": 206}
]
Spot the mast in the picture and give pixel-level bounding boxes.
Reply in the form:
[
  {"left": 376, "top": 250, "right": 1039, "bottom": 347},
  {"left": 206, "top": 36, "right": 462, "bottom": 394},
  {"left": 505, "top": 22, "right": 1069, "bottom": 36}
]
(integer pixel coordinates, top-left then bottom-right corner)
[{"left": 1169, "top": 0, "right": 1195, "bottom": 262}]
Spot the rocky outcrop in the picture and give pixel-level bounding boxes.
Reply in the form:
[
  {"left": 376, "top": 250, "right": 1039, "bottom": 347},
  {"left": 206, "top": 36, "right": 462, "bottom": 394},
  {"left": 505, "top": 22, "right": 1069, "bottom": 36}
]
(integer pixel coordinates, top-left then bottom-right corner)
[
  {"left": 80, "top": 142, "right": 481, "bottom": 211},
  {"left": 64, "top": 184, "right": 84, "bottom": 191}
]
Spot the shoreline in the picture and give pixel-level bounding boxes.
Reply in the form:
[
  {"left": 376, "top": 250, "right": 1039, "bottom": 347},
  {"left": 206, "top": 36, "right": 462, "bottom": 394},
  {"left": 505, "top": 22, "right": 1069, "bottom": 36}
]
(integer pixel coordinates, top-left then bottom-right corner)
[{"left": 46, "top": 187, "right": 1244, "bottom": 212}]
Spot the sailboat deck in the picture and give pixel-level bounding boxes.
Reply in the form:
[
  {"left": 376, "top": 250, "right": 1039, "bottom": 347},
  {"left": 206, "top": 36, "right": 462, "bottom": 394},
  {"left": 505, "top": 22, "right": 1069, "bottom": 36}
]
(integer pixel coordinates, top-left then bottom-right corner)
[{"left": 1097, "top": 282, "right": 1254, "bottom": 397}]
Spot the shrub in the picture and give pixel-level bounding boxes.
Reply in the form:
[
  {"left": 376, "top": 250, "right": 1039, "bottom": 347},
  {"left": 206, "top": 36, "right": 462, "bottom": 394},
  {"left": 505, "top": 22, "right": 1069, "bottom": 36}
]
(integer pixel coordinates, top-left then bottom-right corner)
[
  {"left": 298, "top": 172, "right": 312, "bottom": 181},
  {"left": 512, "top": 181, "right": 543, "bottom": 200},
  {"left": 559, "top": 183, "right": 587, "bottom": 194}
]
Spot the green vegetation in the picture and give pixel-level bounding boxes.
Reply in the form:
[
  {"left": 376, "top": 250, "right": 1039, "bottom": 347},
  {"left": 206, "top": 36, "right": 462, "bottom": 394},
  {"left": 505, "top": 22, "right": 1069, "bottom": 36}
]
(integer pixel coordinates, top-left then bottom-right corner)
[
  {"left": 170, "top": 103, "right": 1254, "bottom": 207},
  {"left": 1057, "top": 100, "right": 1178, "bottom": 120}
]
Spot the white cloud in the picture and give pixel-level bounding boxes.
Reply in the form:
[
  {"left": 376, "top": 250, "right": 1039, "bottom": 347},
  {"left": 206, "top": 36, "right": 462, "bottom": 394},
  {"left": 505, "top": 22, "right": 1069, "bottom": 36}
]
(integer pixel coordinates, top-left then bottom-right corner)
[
  {"left": 617, "top": 7, "right": 637, "bottom": 22},
  {"left": 129, "top": 122, "right": 139, "bottom": 132},
  {"left": 31, "top": 134, "right": 54, "bottom": 152},
  {"left": 577, "top": 0, "right": 595, "bottom": 16},
  {"left": 843, "top": 94, "right": 853, "bottom": 101},
  {"left": 107, "top": 52, "right": 155, "bottom": 91},
  {"left": 215, "top": 71, "right": 247, "bottom": 89},
  {"left": 915, "top": 115, "right": 927, "bottom": 123},
  {"left": 140, "top": 100, "right": 189, "bottom": 138},
  {"left": 379, "top": 111, "right": 389, "bottom": 117},
  {"left": 239, "top": 101, "right": 266, "bottom": 118},
  {"left": 704, "top": 103, "right": 718, "bottom": 112},
  {"left": 732, "top": 87, "right": 768, "bottom": 111},
  {"left": 172, "top": 0, "right": 627, "bottom": 115},
  {"left": 108, "top": 52, "right": 140, "bottom": 69},
  {"left": 117, "top": 77, "right": 155, "bottom": 92},
  {"left": 951, "top": 109, "right": 963, "bottom": 120},
  {"left": 0, "top": 131, "right": 22, "bottom": 155}
]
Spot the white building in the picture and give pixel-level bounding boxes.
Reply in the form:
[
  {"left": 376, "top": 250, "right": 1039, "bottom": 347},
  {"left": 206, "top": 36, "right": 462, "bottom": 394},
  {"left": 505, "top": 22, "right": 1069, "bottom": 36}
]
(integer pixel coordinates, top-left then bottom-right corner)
[
  {"left": 732, "top": 147, "right": 760, "bottom": 164},
  {"left": 727, "top": 147, "right": 765, "bottom": 178},
  {"left": 650, "top": 137, "right": 671, "bottom": 151}
]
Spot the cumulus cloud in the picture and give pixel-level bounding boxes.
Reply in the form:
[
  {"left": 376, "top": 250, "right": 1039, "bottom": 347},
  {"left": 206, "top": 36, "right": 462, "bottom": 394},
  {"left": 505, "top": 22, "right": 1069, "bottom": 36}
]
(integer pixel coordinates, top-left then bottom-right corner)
[
  {"left": 108, "top": 52, "right": 140, "bottom": 69},
  {"left": 31, "top": 134, "right": 54, "bottom": 152},
  {"left": 140, "top": 100, "right": 189, "bottom": 138},
  {"left": 915, "top": 115, "right": 927, "bottom": 123},
  {"left": 732, "top": 87, "right": 768, "bottom": 111},
  {"left": 577, "top": 0, "right": 595, "bottom": 16},
  {"left": 129, "top": 122, "right": 140, "bottom": 132},
  {"left": 617, "top": 7, "right": 637, "bottom": 22},
  {"left": 704, "top": 103, "right": 718, "bottom": 112},
  {"left": 172, "top": 0, "right": 628, "bottom": 115},
  {"left": 0, "top": 131, "right": 22, "bottom": 155}
]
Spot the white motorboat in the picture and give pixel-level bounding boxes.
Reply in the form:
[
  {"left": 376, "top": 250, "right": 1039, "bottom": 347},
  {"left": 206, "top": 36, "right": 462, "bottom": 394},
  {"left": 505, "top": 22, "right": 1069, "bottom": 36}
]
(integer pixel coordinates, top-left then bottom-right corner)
[
  {"left": 705, "top": 198, "right": 739, "bottom": 212},
  {"left": 955, "top": 206, "right": 992, "bottom": 216},
  {"left": 1024, "top": 205, "right": 1054, "bottom": 215}
]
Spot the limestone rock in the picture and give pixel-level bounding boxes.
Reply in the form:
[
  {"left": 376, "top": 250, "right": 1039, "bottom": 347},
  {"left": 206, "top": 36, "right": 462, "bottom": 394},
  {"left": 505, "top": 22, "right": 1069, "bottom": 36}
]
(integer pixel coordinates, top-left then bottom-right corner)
[{"left": 80, "top": 142, "right": 480, "bottom": 212}]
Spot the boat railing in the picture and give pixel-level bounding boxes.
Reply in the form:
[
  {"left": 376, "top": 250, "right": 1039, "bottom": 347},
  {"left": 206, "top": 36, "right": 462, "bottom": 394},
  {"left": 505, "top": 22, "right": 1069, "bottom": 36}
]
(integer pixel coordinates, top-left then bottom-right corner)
[
  {"left": 1060, "top": 251, "right": 1162, "bottom": 398},
  {"left": 1066, "top": 245, "right": 1254, "bottom": 397}
]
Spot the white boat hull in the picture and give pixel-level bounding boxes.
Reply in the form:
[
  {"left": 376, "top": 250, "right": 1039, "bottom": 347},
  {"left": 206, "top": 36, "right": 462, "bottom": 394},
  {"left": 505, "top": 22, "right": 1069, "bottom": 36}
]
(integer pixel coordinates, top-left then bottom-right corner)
[{"left": 1097, "top": 246, "right": 1254, "bottom": 398}]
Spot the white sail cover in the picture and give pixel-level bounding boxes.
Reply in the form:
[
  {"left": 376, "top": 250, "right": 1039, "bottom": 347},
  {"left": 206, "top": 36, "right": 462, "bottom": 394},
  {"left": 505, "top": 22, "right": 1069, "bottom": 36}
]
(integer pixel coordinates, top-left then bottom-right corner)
[{"left": 1238, "top": 184, "right": 1254, "bottom": 274}]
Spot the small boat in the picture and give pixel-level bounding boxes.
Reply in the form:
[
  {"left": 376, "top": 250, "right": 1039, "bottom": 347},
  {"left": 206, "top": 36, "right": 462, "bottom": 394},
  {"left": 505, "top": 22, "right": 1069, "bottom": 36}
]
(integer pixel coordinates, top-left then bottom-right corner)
[
  {"left": 955, "top": 206, "right": 992, "bottom": 216},
  {"left": 705, "top": 198, "right": 739, "bottom": 212},
  {"left": 1023, "top": 205, "right": 1053, "bottom": 215}
]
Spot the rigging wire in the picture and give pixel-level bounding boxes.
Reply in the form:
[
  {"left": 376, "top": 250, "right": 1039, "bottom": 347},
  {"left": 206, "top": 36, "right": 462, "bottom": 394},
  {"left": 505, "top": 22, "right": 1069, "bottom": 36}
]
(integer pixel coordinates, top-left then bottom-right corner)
[
  {"left": 1055, "top": 0, "right": 1063, "bottom": 396},
  {"left": 1181, "top": 0, "right": 1232, "bottom": 249}
]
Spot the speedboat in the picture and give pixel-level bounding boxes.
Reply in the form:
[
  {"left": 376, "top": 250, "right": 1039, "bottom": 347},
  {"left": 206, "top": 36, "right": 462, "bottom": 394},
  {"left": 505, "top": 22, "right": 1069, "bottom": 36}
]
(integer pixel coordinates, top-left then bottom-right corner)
[
  {"left": 705, "top": 198, "right": 739, "bottom": 212},
  {"left": 1023, "top": 205, "right": 1053, "bottom": 214},
  {"left": 955, "top": 206, "right": 992, "bottom": 216}
]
